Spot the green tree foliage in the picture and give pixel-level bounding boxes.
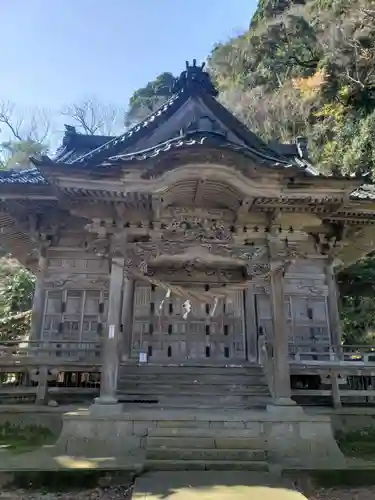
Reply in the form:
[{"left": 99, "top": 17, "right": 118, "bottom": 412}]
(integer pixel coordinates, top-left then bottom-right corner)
[
  {"left": 0, "top": 259, "right": 35, "bottom": 341},
  {"left": 0, "top": 102, "right": 49, "bottom": 170},
  {"left": 126, "top": 72, "right": 176, "bottom": 126},
  {"left": 0, "top": 140, "right": 46, "bottom": 170}
]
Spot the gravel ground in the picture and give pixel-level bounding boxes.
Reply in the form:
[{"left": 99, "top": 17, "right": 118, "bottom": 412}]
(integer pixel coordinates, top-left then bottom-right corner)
[
  {"left": 308, "top": 488, "right": 375, "bottom": 499},
  {"left": 2, "top": 486, "right": 375, "bottom": 499},
  {"left": 0, "top": 485, "right": 133, "bottom": 499}
]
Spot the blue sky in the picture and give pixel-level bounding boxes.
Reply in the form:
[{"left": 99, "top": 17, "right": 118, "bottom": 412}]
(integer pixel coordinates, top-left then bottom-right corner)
[{"left": 0, "top": 0, "right": 255, "bottom": 111}]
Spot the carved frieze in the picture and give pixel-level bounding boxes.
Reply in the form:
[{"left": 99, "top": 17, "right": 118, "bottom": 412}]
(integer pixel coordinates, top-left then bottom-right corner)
[
  {"left": 295, "top": 284, "right": 326, "bottom": 296},
  {"left": 161, "top": 218, "right": 233, "bottom": 243},
  {"left": 160, "top": 207, "right": 233, "bottom": 221},
  {"left": 254, "top": 284, "right": 270, "bottom": 294},
  {"left": 146, "top": 266, "right": 245, "bottom": 283},
  {"left": 44, "top": 274, "right": 109, "bottom": 290},
  {"left": 83, "top": 233, "right": 110, "bottom": 257},
  {"left": 285, "top": 284, "right": 328, "bottom": 297}
]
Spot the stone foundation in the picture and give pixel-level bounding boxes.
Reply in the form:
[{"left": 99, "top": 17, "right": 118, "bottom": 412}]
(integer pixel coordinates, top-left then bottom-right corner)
[{"left": 55, "top": 407, "right": 345, "bottom": 469}]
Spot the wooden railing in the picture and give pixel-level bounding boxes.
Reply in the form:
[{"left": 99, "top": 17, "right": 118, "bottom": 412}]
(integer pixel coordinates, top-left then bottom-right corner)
[
  {"left": 289, "top": 343, "right": 375, "bottom": 407},
  {"left": 0, "top": 340, "right": 103, "bottom": 405},
  {"left": 289, "top": 343, "right": 375, "bottom": 364}
]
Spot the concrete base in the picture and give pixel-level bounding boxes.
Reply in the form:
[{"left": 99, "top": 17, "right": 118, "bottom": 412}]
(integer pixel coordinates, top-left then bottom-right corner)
[
  {"left": 90, "top": 400, "right": 124, "bottom": 416},
  {"left": 265, "top": 404, "right": 346, "bottom": 468},
  {"left": 267, "top": 401, "right": 303, "bottom": 417},
  {"left": 55, "top": 411, "right": 142, "bottom": 457}
]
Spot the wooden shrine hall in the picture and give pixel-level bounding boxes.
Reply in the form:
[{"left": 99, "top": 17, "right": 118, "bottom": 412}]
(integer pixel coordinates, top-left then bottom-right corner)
[{"left": 0, "top": 60, "right": 375, "bottom": 413}]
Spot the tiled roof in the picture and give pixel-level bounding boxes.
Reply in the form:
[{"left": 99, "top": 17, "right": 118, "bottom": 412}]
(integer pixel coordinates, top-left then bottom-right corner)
[
  {"left": 0, "top": 167, "right": 47, "bottom": 185},
  {"left": 65, "top": 60, "right": 288, "bottom": 168},
  {"left": 72, "top": 93, "right": 183, "bottom": 166},
  {"left": 28, "top": 61, "right": 327, "bottom": 176},
  {"left": 22, "top": 60, "right": 371, "bottom": 188},
  {"left": 71, "top": 61, "right": 222, "bottom": 166},
  {"left": 53, "top": 126, "right": 114, "bottom": 164}
]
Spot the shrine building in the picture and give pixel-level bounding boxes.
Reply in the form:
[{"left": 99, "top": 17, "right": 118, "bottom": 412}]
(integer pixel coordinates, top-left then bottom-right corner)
[{"left": 0, "top": 60, "right": 374, "bottom": 417}]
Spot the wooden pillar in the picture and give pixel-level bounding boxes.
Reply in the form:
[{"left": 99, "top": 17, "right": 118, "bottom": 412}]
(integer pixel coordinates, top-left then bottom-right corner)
[
  {"left": 121, "top": 277, "right": 135, "bottom": 361},
  {"left": 326, "top": 259, "right": 342, "bottom": 349},
  {"left": 30, "top": 255, "right": 47, "bottom": 341},
  {"left": 35, "top": 366, "right": 48, "bottom": 405},
  {"left": 268, "top": 237, "right": 294, "bottom": 406},
  {"left": 95, "top": 257, "right": 124, "bottom": 405},
  {"left": 244, "top": 285, "right": 258, "bottom": 363}
]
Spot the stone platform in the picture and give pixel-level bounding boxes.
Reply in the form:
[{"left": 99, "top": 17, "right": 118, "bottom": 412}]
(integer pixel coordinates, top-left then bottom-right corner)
[{"left": 55, "top": 405, "right": 345, "bottom": 470}]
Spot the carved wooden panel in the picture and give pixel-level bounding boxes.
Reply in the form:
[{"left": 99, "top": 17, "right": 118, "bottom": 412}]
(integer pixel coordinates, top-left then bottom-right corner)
[
  {"left": 131, "top": 283, "right": 246, "bottom": 361},
  {"left": 47, "top": 253, "right": 108, "bottom": 274}
]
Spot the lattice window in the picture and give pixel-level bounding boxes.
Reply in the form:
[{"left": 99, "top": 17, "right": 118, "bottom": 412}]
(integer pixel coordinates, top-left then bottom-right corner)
[
  {"left": 290, "top": 296, "right": 329, "bottom": 348},
  {"left": 42, "top": 289, "right": 107, "bottom": 342}
]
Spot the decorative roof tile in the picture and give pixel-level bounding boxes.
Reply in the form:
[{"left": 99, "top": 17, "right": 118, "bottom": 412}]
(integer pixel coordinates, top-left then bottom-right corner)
[
  {"left": 0, "top": 167, "right": 47, "bottom": 185},
  {"left": 104, "top": 132, "right": 294, "bottom": 167}
]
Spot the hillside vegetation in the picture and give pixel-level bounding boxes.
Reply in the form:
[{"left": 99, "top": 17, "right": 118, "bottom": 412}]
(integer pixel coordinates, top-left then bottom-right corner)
[{"left": 209, "top": 0, "right": 375, "bottom": 177}]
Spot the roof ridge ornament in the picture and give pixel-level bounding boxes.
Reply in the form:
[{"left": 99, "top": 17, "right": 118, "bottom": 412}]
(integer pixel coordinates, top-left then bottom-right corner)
[{"left": 173, "top": 59, "right": 218, "bottom": 97}]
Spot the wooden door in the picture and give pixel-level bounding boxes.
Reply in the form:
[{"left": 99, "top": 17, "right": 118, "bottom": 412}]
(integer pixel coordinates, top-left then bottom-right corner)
[{"left": 131, "top": 283, "right": 246, "bottom": 362}]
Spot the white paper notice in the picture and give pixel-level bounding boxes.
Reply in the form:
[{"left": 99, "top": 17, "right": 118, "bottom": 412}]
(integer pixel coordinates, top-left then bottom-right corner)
[
  {"left": 108, "top": 324, "right": 115, "bottom": 339},
  {"left": 139, "top": 352, "right": 147, "bottom": 363}
]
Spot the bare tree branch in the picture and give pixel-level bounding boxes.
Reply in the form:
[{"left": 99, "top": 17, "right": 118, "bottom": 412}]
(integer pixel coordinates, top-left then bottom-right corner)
[
  {"left": 0, "top": 102, "right": 24, "bottom": 141},
  {"left": 0, "top": 101, "right": 50, "bottom": 144},
  {"left": 61, "top": 98, "right": 125, "bottom": 136}
]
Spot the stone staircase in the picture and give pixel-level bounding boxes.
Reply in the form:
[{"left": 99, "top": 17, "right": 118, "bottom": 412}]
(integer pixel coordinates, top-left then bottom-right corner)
[
  {"left": 145, "top": 425, "right": 268, "bottom": 471},
  {"left": 117, "top": 363, "right": 271, "bottom": 408}
]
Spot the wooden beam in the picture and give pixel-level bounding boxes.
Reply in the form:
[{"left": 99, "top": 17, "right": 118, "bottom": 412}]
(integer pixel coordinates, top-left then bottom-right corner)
[
  {"left": 0, "top": 194, "right": 57, "bottom": 201},
  {"left": 193, "top": 179, "right": 205, "bottom": 204}
]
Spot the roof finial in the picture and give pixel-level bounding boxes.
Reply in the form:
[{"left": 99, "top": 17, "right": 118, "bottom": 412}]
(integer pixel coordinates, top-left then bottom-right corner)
[
  {"left": 64, "top": 124, "right": 77, "bottom": 135},
  {"left": 173, "top": 59, "right": 218, "bottom": 97}
]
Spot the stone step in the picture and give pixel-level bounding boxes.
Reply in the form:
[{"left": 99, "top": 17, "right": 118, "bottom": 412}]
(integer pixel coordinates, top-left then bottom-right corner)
[
  {"left": 117, "top": 386, "right": 269, "bottom": 395},
  {"left": 144, "top": 459, "right": 269, "bottom": 471},
  {"left": 118, "top": 393, "right": 271, "bottom": 405},
  {"left": 123, "top": 402, "right": 267, "bottom": 409},
  {"left": 149, "top": 426, "right": 262, "bottom": 436},
  {"left": 119, "top": 365, "right": 262, "bottom": 376},
  {"left": 149, "top": 426, "right": 263, "bottom": 437},
  {"left": 118, "top": 375, "right": 266, "bottom": 384},
  {"left": 146, "top": 447, "right": 266, "bottom": 461},
  {"left": 147, "top": 436, "right": 265, "bottom": 449}
]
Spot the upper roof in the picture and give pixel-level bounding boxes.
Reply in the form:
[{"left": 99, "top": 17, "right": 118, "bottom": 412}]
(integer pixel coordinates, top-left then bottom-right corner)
[
  {"left": 0, "top": 59, "right": 370, "bottom": 190},
  {"left": 34, "top": 60, "right": 318, "bottom": 173}
]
